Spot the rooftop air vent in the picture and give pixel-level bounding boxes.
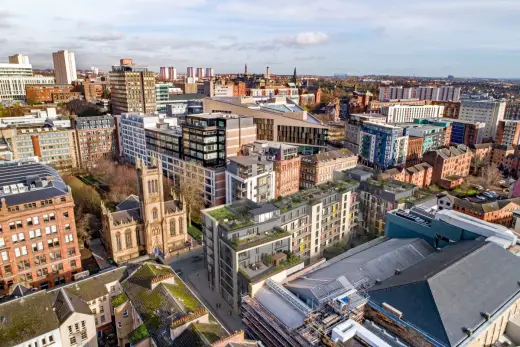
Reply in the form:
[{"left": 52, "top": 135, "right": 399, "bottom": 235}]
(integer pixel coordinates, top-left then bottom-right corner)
[{"left": 394, "top": 269, "right": 401, "bottom": 275}]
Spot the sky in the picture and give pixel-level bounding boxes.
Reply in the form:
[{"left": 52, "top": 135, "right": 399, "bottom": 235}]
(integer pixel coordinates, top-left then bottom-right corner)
[{"left": 1, "top": 0, "right": 519, "bottom": 77}]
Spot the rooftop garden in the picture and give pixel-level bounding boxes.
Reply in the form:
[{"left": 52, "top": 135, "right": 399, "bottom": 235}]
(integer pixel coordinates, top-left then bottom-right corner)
[
  {"left": 193, "top": 323, "right": 226, "bottom": 344},
  {"left": 165, "top": 277, "right": 202, "bottom": 312},
  {"left": 230, "top": 228, "right": 290, "bottom": 251},
  {"left": 239, "top": 252, "right": 303, "bottom": 282},
  {"left": 127, "top": 324, "right": 150, "bottom": 345},
  {"left": 207, "top": 206, "right": 254, "bottom": 231},
  {"left": 111, "top": 292, "right": 128, "bottom": 308}
]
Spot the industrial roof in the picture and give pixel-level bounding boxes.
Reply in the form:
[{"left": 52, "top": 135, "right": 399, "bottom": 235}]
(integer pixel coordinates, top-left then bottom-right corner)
[
  {"left": 254, "top": 286, "right": 307, "bottom": 330},
  {"left": 368, "top": 241, "right": 520, "bottom": 346},
  {"left": 286, "top": 238, "right": 434, "bottom": 292}
]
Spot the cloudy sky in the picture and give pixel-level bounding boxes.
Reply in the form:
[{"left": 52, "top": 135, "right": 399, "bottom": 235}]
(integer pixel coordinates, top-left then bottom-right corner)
[{"left": 1, "top": 0, "right": 519, "bottom": 77}]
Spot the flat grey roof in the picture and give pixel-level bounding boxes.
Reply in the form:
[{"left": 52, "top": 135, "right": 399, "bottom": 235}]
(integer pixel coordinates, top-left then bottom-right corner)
[{"left": 255, "top": 286, "right": 306, "bottom": 330}]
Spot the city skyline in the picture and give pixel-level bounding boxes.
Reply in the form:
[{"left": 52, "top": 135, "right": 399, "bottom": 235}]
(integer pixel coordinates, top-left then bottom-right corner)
[{"left": 0, "top": 0, "right": 519, "bottom": 77}]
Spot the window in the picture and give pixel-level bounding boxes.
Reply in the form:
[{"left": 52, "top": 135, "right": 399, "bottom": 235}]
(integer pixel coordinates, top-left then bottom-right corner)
[
  {"left": 170, "top": 219, "right": 176, "bottom": 236},
  {"left": 100, "top": 304, "right": 104, "bottom": 313},
  {"left": 35, "top": 229, "right": 41, "bottom": 238},
  {"left": 152, "top": 208, "right": 158, "bottom": 220},
  {"left": 65, "top": 224, "right": 71, "bottom": 232},
  {"left": 123, "top": 310, "right": 128, "bottom": 317},
  {"left": 38, "top": 241, "right": 43, "bottom": 250},
  {"left": 41, "top": 338, "right": 46, "bottom": 345},
  {"left": 68, "top": 248, "right": 76, "bottom": 256},
  {"left": 53, "top": 238, "right": 59, "bottom": 247},
  {"left": 115, "top": 232, "right": 122, "bottom": 252},
  {"left": 125, "top": 230, "right": 132, "bottom": 249},
  {"left": 45, "top": 227, "right": 51, "bottom": 235},
  {"left": 1, "top": 252, "right": 8, "bottom": 261},
  {"left": 65, "top": 235, "right": 74, "bottom": 243},
  {"left": 0, "top": 238, "right": 4, "bottom": 247},
  {"left": 43, "top": 214, "right": 49, "bottom": 222},
  {"left": 51, "top": 225, "right": 57, "bottom": 233},
  {"left": 16, "top": 221, "right": 22, "bottom": 228},
  {"left": 63, "top": 211, "right": 69, "bottom": 218},
  {"left": 49, "top": 213, "right": 55, "bottom": 221},
  {"left": 15, "top": 248, "right": 20, "bottom": 257},
  {"left": 117, "top": 322, "right": 121, "bottom": 329},
  {"left": 18, "top": 233, "right": 25, "bottom": 242},
  {"left": 33, "top": 217, "right": 39, "bottom": 225},
  {"left": 29, "top": 230, "right": 35, "bottom": 239},
  {"left": 4, "top": 265, "right": 12, "bottom": 275},
  {"left": 100, "top": 315, "right": 106, "bottom": 323},
  {"left": 26, "top": 218, "right": 33, "bottom": 226},
  {"left": 49, "top": 335, "right": 54, "bottom": 343},
  {"left": 21, "top": 246, "right": 27, "bottom": 256},
  {"left": 179, "top": 221, "right": 184, "bottom": 234},
  {"left": 69, "top": 336, "right": 76, "bottom": 345},
  {"left": 11, "top": 234, "right": 18, "bottom": 243},
  {"left": 9, "top": 222, "right": 15, "bottom": 230}
]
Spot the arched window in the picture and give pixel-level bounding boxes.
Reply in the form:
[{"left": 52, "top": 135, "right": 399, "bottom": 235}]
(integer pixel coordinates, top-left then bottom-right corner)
[
  {"left": 179, "top": 219, "right": 184, "bottom": 234},
  {"left": 152, "top": 208, "right": 158, "bottom": 220},
  {"left": 135, "top": 229, "right": 140, "bottom": 246},
  {"left": 152, "top": 228, "right": 160, "bottom": 236},
  {"left": 125, "top": 230, "right": 132, "bottom": 249},
  {"left": 115, "top": 232, "right": 122, "bottom": 252},
  {"left": 170, "top": 219, "right": 176, "bottom": 236}
]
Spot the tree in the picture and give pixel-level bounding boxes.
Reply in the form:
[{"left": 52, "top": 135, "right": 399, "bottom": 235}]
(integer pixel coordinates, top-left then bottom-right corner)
[
  {"left": 471, "top": 155, "right": 489, "bottom": 176},
  {"left": 177, "top": 165, "right": 205, "bottom": 226},
  {"left": 481, "top": 164, "right": 502, "bottom": 190},
  {"left": 75, "top": 213, "right": 101, "bottom": 247}
]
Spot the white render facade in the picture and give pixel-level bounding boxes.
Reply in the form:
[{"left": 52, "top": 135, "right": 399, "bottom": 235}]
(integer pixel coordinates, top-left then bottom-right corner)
[
  {"left": 459, "top": 100, "right": 507, "bottom": 140},
  {"left": 0, "top": 75, "right": 55, "bottom": 100},
  {"left": 52, "top": 50, "right": 77, "bottom": 85},
  {"left": 382, "top": 105, "right": 444, "bottom": 123}
]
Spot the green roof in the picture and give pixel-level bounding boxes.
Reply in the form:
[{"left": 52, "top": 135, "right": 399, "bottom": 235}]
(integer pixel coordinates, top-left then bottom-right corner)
[
  {"left": 127, "top": 324, "right": 150, "bottom": 345},
  {"left": 111, "top": 292, "right": 128, "bottom": 308},
  {"left": 230, "top": 229, "right": 291, "bottom": 251},
  {"left": 193, "top": 323, "right": 227, "bottom": 344},
  {"left": 0, "top": 292, "right": 60, "bottom": 347}
]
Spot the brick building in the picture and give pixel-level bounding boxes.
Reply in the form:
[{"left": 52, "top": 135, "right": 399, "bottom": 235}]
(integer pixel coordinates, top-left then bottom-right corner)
[
  {"left": 52, "top": 91, "right": 82, "bottom": 103},
  {"left": 491, "top": 144, "right": 515, "bottom": 167},
  {"left": 449, "top": 195, "right": 520, "bottom": 227},
  {"left": 405, "top": 136, "right": 424, "bottom": 165},
  {"left": 383, "top": 162, "right": 432, "bottom": 189},
  {"left": 0, "top": 160, "right": 81, "bottom": 295},
  {"left": 25, "top": 84, "right": 75, "bottom": 104},
  {"left": 496, "top": 120, "right": 520, "bottom": 147},
  {"left": 423, "top": 145, "right": 473, "bottom": 188},
  {"left": 72, "top": 115, "right": 116, "bottom": 168},
  {"left": 428, "top": 100, "right": 460, "bottom": 118},
  {"left": 300, "top": 149, "right": 358, "bottom": 188}
]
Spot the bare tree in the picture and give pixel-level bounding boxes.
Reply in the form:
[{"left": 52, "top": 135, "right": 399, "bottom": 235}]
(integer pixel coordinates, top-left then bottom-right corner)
[
  {"left": 177, "top": 165, "right": 205, "bottom": 226},
  {"left": 75, "top": 213, "right": 101, "bottom": 248},
  {"left": 481, "top": 164, "right": 502, "bottom": 190},
  {"left": 471, "top": 155, "right": 488, "bottom": 176}
]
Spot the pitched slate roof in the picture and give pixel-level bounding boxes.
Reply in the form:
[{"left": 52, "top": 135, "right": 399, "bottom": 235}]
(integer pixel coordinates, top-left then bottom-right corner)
[
  {"left": 111, "top": 207, "right": 141, "bottom": 225},
  {"left": 453, "top": 196, "right": 520, "bottom": 214},
  {"left": 61, "top": 267, "right": 126, "bottom": 302},
  {"left": 368, "top": 241, "right": 520, "bottom": 346},
  {"left": 0, "top": 291, "right": 60, "bottom": 347},
  {"left": 53, "top": 288, "right": 93, "bottom": 323},
  {"left": 116, "top": 194, "right": 140, "bottom": 211}
]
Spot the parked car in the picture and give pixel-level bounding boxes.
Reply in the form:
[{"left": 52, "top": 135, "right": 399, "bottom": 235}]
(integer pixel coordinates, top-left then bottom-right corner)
[
  {"left": 475, "top": 195, "right": 486, "bottom": 201},
  {"left": 490, "top": 191, "right": 498, "bottom": 197},
  {"left": 482, "top": 192, "right": 494, "bottom": 198}
]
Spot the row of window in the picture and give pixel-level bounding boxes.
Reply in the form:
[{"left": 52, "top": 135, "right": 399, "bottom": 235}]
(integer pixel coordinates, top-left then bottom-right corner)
[{"left": 1, "top": 212, "right": 68, "bottom": 232}]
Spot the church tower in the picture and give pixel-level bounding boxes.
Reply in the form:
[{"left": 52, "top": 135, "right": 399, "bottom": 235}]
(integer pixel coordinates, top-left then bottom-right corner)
[{"left": 136, "top": 155, "right": 167, "bottom": 256}]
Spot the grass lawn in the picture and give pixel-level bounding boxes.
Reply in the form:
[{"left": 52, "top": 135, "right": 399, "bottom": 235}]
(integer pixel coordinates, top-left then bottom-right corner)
[
  {"left": 188, "top": 225, "right": 203, "bottom": 242},
  {"left": 453, "top": 187, "right": 478, "bottom": 197}
]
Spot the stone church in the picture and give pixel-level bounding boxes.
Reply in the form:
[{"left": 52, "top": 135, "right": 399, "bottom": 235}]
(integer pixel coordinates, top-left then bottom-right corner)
[{"left": 101, "top": 157, "right": 188, "bottom": 263}]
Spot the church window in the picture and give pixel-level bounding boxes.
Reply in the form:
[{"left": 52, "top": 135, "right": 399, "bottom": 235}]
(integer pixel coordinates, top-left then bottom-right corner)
[
  {"left": 125, "top": 230, "right": 132, "bottom": 249},
  {"left": 170, "top": 219, "right": 176, "bottom": 236},
  {"left": 152, "top": 208, "right": 158, "bottom": 220},
  {"left": 152, "top": 228, "right": 160, "bottom": 236},
  {"left": 136, "top": 230, "right": 140, "bottom": 246},
  {"left": 179, "top": 220, "right": 184, "bottom": 234},
  {"left": 115, "top": 232, "right": 122, "bottom": 252}
]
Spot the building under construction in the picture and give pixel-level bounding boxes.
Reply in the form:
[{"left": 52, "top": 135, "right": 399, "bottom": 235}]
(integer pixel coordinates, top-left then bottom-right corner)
[{"left": 241, "top": 237, "right": 431, "bottom": 346}]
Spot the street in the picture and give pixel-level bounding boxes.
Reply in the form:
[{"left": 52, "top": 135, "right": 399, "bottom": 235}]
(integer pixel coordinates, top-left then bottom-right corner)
[{"left": 165, "top": 248, "right": 243, "bottom": 333}]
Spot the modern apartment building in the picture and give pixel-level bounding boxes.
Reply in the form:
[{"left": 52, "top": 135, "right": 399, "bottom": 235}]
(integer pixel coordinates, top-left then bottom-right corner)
[
  {"left": 226, "top": 156, "right": 275, "bottom": 203},
  {"left": 448, "top": 118, "right": 486, "bottom": 145},
  {"left": 202, "top": 178, "right": 359, "bottom": 311},
  {"left": 300, "top": 149, "right": 358, "bottom": 188},
  {"left": 398, "top": 123, "right": 445, "bottom": 154},
  {"left": 344, "top": 113, "right": 387, "bottom": 154},
  {"left": 109, "top": 59, "right": 156, "bottom": 115},
  {"left": 0, "top": 160, "right": 82, "bottom": 295},
  {"left": 2, "top": 124, "right": 80, "bottom": 171},
  {"left": 186, "top": 67, "right": 195, "bottom": 78},
  {"left": 0, "top": 63, "right": 55, "bottom": 101},
  {"left": 496, "top": 120, "right": 520, "bottom": 147},
  {"left": 378, "top": 86, "right": 460, "bottom": 102},
  {"left": 359, "top": 122, "right": 408, "bottom": 169},
  {"left": 368, "top": 99, "right": 426, "bottom": 113},
  {"left": 196, "top": 67, "right": 204, "bottom": 78},
  {"left": 506, "top": 101, "right": 520, "bottom": 120},
  {"left": 72, "top": 115, "right": 116, "bottom": 168},
  {"left": 205, "top": 68, "right": 214, "bottom": 78},
  {"left": 204, "top": 96, "right": 329, "bottom": 153},
  {"left": 459, "top": 100, "right": 507, "bottom": 140},
  {"left": 8, "top": 54, "right": 30, "bottom": 65},
  {"left": 242, "top": 141, "right": 300, "bottom": 198},
  {"left": 155, "top": 82, "right": 182, "bottom": 113},
  {"left": 423, "top": 144, "right": 473, "bottom": 188},
  {"left": 52, "top": 50, "right": 77, "bottom": 85},
  {"left": 381, "top": 104, "right": 444, "bottom": 123},
  {"left": 168, "top": 66, "right": 177, "bottom": 81}
]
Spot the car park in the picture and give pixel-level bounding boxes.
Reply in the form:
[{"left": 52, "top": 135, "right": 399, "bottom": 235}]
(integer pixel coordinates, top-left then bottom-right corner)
[{"left": 475, "top": 195, "right": 486, "bottom": 201}]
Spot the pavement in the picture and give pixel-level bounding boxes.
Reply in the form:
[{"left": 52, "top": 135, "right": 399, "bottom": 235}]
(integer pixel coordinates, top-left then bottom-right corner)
[
  {"left": 166, "top": 249, "right": 243, "bottom": 333},
  {"left": 90, "top": 238, "right": 112, "bottom": 269}
]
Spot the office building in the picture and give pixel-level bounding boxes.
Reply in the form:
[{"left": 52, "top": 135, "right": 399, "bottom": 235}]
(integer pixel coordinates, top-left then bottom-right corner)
[
  {"left": 448, "top": 118, "right": 486, "bottom": 145},
  {"left": 368, "top": 99, "right": 425, "bottom": 113},
  {"left": 52, "top": 50, "right": 77, "bottom": 85},
  {"left": 497, "top": 120, "right": 520, "bottom": 147},
  {"left": 168, "top": 66, "right": 177, "bottom": 81},
  {"left": 166, "top": 94, "right": 204, "bottom": 117},
  {"left": 378, "top": 85, "right": 461, "bottom": 102},
  {"left": 0, "top": 160, "right": 82, "bottom": 295},
  {"left": 159, "top": 66, "right": 168, "bottom": 80},
  {"left": 2, "top": 124, "right": 80, "bottom": 171},
  {"left": 202, "top": 179, "right": 359, "bottom": 311},
  {"left": 205, "top": 68, "right": 214, "bottom": 78},
  {"left": 155, "top": 82, "right": 182, "bottom": 113},
  {"left": 71, "top": 115, "right": 116, "bottom": 168},
  {"left": 459, "top": 100, "right": 507, "bottom": 140},
  {"left": 182, "top": 113, "right": 256, "bottom": 167},
  {"left": 381, "top": 104, "right": 444, "bottom": 123},
  {"left": 226, "top": 156, "right": 275, "bottom": 203},
  {"left": 0, "top": 63, "right": 33, "bottom": 77},
  {"left": 101, "top": 159, "right": 188, "bottom": 262},
  {"left": 196, "top": 68, "right": 204, "bottom": 78},
  {"left": 187, "top": 67, "right": 194, "bottom": 78},
  {"left": 8, "top": 54, "right": 30, "bottom": 65},
  {"left": 109, "top": 59, "right": 156, "bottom": 115},
  {"left": 423, "top": 144, "right": 473, "bottom": 188},
  {"left": 367, "top": 240, "right": 520, "bottom": 347},
  {"left": 204, "top": 96, "right": 329, "bottom": 153},
  {"left": 359, "top": 122, "right": 408, "bottom": 169},
  {"left": 300, "top": 149, "right": 358, "bottom": 188},
  {"left": 241, "top": 237, "right": 428, "bottom": 347},
  {"left": 243, "top": 141, "right": 300, "bottom": 198},
  {"left": 0, "top": 75, "right": 55, "bottom": 101}
]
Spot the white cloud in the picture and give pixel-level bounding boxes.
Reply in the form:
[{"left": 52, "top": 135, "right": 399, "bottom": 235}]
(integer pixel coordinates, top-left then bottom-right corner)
[{"left": 293, "top": 32, "right": 329, "bottom": 45}]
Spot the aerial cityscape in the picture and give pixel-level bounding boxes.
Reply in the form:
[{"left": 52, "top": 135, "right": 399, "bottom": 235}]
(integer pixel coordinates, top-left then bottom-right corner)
[{"left": 2, "top": 1, "right": 520, "bottom": 347}]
